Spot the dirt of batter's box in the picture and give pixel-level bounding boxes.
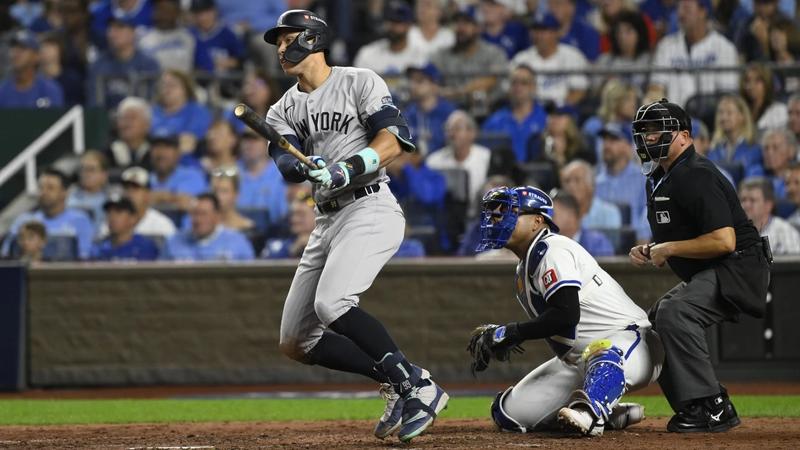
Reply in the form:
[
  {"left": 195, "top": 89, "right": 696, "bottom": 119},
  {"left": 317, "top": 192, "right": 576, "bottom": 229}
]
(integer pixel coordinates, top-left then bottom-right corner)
[{"left": 0, "top": 418, "right": 799, "bottom": 449}]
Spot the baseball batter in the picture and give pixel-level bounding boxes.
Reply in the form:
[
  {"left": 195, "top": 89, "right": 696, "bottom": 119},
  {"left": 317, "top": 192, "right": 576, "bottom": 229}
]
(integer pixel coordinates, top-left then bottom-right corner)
[
  {"left": 468, "top": 186, "right": 664, "bottom": 436},
  {"left": 262, "top": 10, "right": 448, "bottom": 443}
]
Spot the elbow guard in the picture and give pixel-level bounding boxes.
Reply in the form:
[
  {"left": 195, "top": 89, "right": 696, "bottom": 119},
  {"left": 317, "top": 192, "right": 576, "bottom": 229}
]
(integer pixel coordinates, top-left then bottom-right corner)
[{"left": 365, "top": 105, "right": 415, "bottom": 152}]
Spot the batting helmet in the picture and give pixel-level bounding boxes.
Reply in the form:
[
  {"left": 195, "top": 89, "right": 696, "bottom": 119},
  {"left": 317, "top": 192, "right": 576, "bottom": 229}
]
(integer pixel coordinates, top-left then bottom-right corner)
[
  {"left": 263, "top": 9, "right": 330, "bottom": 64},
  {"left": 476, "top": 186, "right": 559, "bottom": 252},
  {"left": 632, "top": 98, "right": 691, "bottom": 175}
]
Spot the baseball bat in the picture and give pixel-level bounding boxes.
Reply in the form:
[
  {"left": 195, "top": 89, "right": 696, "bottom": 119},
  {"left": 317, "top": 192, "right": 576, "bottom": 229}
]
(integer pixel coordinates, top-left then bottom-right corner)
[{"left": 232, "top": 103, "right": 319, "bottom": 170}]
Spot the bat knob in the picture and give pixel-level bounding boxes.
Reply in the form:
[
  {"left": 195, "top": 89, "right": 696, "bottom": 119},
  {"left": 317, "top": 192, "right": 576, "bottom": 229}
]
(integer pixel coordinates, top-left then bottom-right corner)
[{"left": 233, "top": 104, "right": 247, "bottom": 117}]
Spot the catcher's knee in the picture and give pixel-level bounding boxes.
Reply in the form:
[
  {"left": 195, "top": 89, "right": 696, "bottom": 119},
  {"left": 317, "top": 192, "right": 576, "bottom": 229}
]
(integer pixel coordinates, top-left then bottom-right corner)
[
  {"left": 491, "top": 387, "right": 528, "bottom": 433},
  {"left": 575, "top": 339, "right": 626, "bottom": 420}
]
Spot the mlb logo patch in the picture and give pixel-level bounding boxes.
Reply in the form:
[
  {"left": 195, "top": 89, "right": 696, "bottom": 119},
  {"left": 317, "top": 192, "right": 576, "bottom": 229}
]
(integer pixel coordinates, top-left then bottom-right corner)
[
  {"left": 656, "top": 211, "right": 671, "bottom": 224},
  {"left": 542, "top": 269, "right": 558, "bottom": 289}
]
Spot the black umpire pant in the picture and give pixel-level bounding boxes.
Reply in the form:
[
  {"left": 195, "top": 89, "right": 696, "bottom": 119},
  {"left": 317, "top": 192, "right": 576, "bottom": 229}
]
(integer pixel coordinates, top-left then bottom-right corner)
[{"left": 648, "top": 268, "right": 740, "bottom": 412}]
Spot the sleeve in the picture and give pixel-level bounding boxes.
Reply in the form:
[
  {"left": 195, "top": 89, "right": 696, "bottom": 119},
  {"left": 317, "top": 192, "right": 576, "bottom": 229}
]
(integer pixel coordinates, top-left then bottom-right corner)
[
  {"left": 358, "top": 70, "right": 415, "bottom": 151},
  {"left": 531, "top": 243, "right": 583, "bottom": 302},
  {"left": 265, "top": 99, "right": 298, "bottom": 138},
  {"left": 684, "top": 170, "right": 735, "bottom": 234}
]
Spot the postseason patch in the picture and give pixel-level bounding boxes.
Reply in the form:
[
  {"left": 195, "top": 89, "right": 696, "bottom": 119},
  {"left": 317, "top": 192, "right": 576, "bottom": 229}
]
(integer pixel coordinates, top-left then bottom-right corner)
[
  {"left": 542, "top": 269, "right": 558, "bottom": 290},
  {"left": 381, "top": 95, "right": 394, "bottom": 106}
]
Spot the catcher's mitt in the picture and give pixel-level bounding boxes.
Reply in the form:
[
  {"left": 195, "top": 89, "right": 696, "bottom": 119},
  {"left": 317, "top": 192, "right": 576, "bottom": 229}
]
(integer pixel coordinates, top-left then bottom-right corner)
[{"left": 466, "top": 323, "right": 524, "bottom": 376}]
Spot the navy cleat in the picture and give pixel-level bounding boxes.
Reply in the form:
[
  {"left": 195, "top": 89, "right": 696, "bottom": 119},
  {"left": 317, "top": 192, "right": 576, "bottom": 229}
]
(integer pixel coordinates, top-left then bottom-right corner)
[
  {"left": 374, "top": 383, "right": 404, "bottom": 439},
  {"left": 397, "top": 378, "right": 449, "bottom": 443}
]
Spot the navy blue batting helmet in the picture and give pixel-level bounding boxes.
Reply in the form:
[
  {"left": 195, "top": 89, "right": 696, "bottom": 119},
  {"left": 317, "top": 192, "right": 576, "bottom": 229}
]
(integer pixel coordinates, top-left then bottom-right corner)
[
  {"left": 476, "top": 186, "right": 559, "bottom": 251},
  {"left": 263, "top": 10, "right": 330, "bottom": 63}
]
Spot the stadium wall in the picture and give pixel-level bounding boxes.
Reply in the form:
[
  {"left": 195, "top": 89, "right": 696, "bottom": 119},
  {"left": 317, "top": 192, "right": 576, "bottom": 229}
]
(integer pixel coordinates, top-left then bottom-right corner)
[{"left": 20, "top": 259, "right": 800, "bottom": 388}]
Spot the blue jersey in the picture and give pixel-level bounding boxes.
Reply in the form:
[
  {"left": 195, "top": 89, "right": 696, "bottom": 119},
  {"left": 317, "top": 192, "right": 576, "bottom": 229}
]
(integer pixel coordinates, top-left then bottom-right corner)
[
  {"left": 2, "top": 208, "right": 95, "bottom": 260},
  {"left": 0, "top": 74, "right": 64, "bottom": 108},
  {"left": 151, "top": 101, "right": 213, "bottom": 139},
  {"left": 90, "top": 234, "right": 160, "bottom": 261},
  {"left": 481, "top": 103, "right": 547, "bottom": 162},
  {"left": 404, "top": 97, "right": 456, "bottom": 155},
  {"left": 595, "top": 160, "right": 648, "bottom": 233},
  {"left": 149, "top": 166, "right": 208, "bottom": 196},
  {"left": 577, "top": 228, "right": 615, "bottom": 257},
  {"left": 707, "top": 140, "right": 765, "bottom": 180},
  {"left": 481, "top": 21, "right": 529, "bottom": 59},
  {"left": 90, "top": 0, "right": 153, "bottom": 48},
  {"left": 261, "top": 238, "right": 294, "bottom": 259},
  {"left": 163, "top": 226, "right": 254, "bottom": 261},
  {"left": 236, "top": 160, "right": 288, "bottom": 224},
  {"left": 87, "top": 50, "right": 160, "bottom": 107},
  {"left": 190, "top": 24, "right": 244, "bottom": 67},
  {"left": 560, "top": 18, "right": 600, "bottom": 61}
]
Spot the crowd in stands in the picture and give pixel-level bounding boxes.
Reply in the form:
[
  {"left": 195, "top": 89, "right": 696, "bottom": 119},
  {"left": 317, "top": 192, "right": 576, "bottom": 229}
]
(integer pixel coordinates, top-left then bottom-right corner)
[{"left": 2, "top": 0, "right": 800, "bottom": 263}]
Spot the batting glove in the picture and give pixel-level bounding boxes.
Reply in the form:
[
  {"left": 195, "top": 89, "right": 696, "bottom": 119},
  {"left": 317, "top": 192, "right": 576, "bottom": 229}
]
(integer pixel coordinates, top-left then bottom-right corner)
[
  {"left": 308, "top": 161, "right": 352, "bottom": 192},
  {"left": 299, "top": 156, "right": 328, "bottom": 183}
]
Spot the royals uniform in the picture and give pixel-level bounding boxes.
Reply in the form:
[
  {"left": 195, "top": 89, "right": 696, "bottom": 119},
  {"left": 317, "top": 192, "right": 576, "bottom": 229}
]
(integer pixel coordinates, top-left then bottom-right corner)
[
  {"left": 498, "top": 229, "right": 663, "bottom": 430},
  {"left": 267, "top": 66, "right": 414, "bottom": 354}
]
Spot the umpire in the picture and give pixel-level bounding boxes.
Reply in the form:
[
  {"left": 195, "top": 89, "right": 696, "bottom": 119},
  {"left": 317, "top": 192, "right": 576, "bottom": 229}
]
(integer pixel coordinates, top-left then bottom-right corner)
[{"left": 628, "top": 99, "right": 771, "bottom": 433}]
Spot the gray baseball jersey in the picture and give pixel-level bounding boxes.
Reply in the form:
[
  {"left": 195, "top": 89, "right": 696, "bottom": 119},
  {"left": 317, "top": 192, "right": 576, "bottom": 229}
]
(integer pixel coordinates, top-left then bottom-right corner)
[
  {"left": 272, "top": 66, "right": 408, "bottom": 358},
  {"left": 266, "top": 66, "right": 398, "bottom": 202}
]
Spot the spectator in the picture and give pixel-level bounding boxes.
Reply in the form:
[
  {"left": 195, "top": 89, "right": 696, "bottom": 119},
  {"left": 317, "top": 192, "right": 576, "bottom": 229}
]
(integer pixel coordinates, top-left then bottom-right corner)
[
  {"left": 740, "top": 63, "right": 788, "bottom": 133},
  {"left": 479, "top": 0, "right": 529, "bottom": 59},
  {"left": 2, "top": 169, "right": 94, "bottom": 260},
  {"left": 16, "top": 221, "right": 46, "bottom": 263},
  {"left": 767, "top": 17, "right": 800, "bottom": 93},
  {"left": 481, "top": 64, "right": 547, "bottom": 162},
  {"left": 210, "top": 168, "right": 254, "bottom": 232},
  {"left": 594, "top": 123, "right": 649, "bottom": 238},
  {"left": 189, "top": 0, "right": 244, "bottom": 74},
  {"left": 139, "top": 0, "right": 213, "bottom": 73},
  {"left": 581, "top": 80, "right": 638, "bottom": 158},
  {"left": 739, "top": 177, "right": 800, "bottom": 254},
  {"left": 790, "top": 94, "right": 800, "bottom": 144},
  {"left": 707, "top": 94, "right": 765, "bottom": 180},
  {"left": 353, "top": 1, "right": 426, "bottom": 77},
  {"left": 66, "top": 150, "right": 113, "bottom": 227},
  {"left": 223, "top": 69, "right": 280, "bottom": 134},
  {"left": 786, "top": 162, "right": 800, "bottom": 229},
  {"left": 553, "top": 190, "right": 615, "bottom": 256},
  {"left": 386, "top": 145, "right": 447, "bottom": 210},
  {"left": 90, "top": 0, "right": 154, "bottom": 48},
  {"left": 426, "top": 110, "right": 491, "bottom": 216},
  {"left": 105, "top": 166, "right": 176, "bottom": 238},
  {"left": 201, "top": 119, "right": 239, "bottom": 174},
  {"left": 407, "top": 0, "right": 454, "bottom": 58},
  {"left": 529, "top": 105, "right": 595, "bottom": 181},
  {"left": 735, "top": 0, "right": 788, "bottom": 62},
  {"left": 10, "top": 0, "right": 42, "bottom": 28},
  {"left": 640, "top": 0, "right": 679, "bottom": 38},
  {"left": 163, "top": 193, "right": 254, "bottom": 261},
  {"left": 647, "top": 0, "right": 738, "bottom": 106},
  {"left": 404, "top": 63, "right": 456, "bottom": 156},
  {"left": 39, "top": 33, "right": 84, "bottom": 107},
  {"left": 237, "top": 129, "right": 288, "bottom": 226},
  {"left": 511, "top": 14, "right": 588, "bottom": 107},
  {"left": 262, "top": 190, "right": 315, "bottom": 259},
  {"left": 148, "top": 132, "right": 208, "bottom": 211},
  {"left": 106, "top": 97, "right": 153, "bottom": 170},
  {"left": 214, "top": 0, "right": 284, "bottom": 35},
  {"left": 559, "top": 159, "right": 622, "bottom": 229},
  {"left": 692, "top": 119, "right": 712, "bottom": 156},
  {"left": 58, "top": 0, "right": 91, "bottom": 81},
  {"left": 761, "top": 129, "right": 798, "bottom": 200},
  {"left": 594, "top": 10, "right": 652, "bottom": 92},
  {"left": 87, "top": 16, "right": 160, "bottom": 108},
  {"left": 431, "top": 8, "right": 508, "bottom": 114},
  {"left": 548, "top": 0, "right": 600, "bottom": 61},
  {"left": 90, "top": 195, "right": 160, "bottom": 261},
  {"left": 29, "top": 0, "right": 62, "bottom": 34},
  {"left": 151, "top": 70, "right": 213, "bottom": 155},
  {"left": 0, "top": 30, "right": 64, "bottom": 108},
  {"left": 589, "top": 0, "right": 657, "bottom": 54}
]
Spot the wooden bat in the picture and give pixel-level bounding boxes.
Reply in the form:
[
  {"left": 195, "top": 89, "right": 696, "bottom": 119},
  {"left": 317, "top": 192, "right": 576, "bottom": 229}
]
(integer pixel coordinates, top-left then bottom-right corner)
[{"left": 232, "top": 103, "right": 319, "bottom": 170}]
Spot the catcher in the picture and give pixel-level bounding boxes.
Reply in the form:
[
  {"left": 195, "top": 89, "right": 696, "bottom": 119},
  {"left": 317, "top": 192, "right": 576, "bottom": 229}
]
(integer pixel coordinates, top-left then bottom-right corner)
[{"left": 468, "top": 186, "right": 664, "bottom": 436}]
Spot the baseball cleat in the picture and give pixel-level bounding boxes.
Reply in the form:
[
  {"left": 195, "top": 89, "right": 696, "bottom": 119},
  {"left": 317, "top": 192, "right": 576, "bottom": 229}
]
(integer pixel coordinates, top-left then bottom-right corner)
[
  {"left": 397, "top": 379, "right": 449, "bottom": 443},
  {"left": 558, "top": 407, "right": 604, "bottom": 437},
  {"left": 606, "top": 402, "right": 645, "bottom": 430},
  {"left": 374, "top": 368, "right": 430, "bottom": 439},
  {"left": 667, "top": 393, "right": 740, "bottom": 433}
]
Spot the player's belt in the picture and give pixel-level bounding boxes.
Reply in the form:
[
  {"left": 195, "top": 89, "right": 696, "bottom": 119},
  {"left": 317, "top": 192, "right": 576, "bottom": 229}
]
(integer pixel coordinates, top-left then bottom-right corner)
[{"left": 316, "top": 184, "right": 381, "bottom": 214}]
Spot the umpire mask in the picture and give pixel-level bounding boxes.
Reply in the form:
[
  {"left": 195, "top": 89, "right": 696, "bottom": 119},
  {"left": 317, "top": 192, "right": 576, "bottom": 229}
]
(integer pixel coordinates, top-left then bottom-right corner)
[{"left": 632, "top": 99, "right": 690, "bottom": 175}]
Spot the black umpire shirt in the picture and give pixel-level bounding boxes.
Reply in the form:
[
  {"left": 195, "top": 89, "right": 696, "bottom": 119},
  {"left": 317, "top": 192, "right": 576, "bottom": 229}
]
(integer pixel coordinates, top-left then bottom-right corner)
[{"left": 646, "top": 145, "right": 761, "bottom": 282}]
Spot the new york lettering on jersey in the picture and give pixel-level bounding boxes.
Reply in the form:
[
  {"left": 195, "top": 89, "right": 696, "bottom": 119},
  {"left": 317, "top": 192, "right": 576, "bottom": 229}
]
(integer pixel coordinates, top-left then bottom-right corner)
[{"left": 292, "top": 111, "right": 356, "bottom": 141}]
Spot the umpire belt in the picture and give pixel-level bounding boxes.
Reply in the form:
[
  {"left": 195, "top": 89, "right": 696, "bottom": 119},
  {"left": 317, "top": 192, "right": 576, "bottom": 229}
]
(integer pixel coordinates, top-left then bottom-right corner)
[{"left": 316, "top": 184, "right": 381, "bottom": 214}]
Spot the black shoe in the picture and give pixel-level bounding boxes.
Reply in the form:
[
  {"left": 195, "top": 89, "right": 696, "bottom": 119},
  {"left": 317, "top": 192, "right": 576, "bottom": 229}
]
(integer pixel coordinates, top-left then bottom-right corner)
[{"left": 667, "top": 392, "right": 741, "bottom": 433}]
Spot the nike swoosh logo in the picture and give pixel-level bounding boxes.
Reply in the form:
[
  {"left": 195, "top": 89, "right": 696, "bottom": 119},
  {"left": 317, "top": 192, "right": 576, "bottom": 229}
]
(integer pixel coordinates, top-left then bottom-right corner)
[
  {"left": 710, "top": 411, "right": 723, "bottom": 422},
  {"left": 284, "top": 104, "right": 295, "bottom": 114}
]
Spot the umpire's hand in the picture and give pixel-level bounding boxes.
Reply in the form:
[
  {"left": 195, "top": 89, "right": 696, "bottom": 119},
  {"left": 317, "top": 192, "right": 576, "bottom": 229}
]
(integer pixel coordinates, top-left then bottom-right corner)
[{"left": 629, "top": 244, "right": 652, "bottom": 266}]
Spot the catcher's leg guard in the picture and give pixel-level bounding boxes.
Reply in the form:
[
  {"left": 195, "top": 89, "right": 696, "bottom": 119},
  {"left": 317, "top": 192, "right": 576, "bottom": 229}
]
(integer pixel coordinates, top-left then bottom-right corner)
[
  {"left": 491, "top": 387, "right": 528, "bottom": 433},
  {"left": 570, "top": 339, "right": 626, "bottom": 422}
]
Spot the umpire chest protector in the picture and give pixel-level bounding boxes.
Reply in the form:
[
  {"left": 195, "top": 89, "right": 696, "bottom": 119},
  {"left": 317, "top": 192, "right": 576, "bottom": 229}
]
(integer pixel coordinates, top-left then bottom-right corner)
[{"left": 646, "top": 146, "right": 769, "bottom": 317}]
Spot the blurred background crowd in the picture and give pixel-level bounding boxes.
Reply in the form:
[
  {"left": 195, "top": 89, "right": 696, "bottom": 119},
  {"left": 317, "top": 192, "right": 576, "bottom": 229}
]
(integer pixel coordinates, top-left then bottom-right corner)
[{"left": 2, "top": 0, "right": 800, "bottom": 263}]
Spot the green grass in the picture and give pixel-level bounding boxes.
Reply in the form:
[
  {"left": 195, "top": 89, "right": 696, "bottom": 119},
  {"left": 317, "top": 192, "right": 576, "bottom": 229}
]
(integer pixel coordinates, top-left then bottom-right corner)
[{"left": 0, "top": 396, "right": 798, "bottom": 426}]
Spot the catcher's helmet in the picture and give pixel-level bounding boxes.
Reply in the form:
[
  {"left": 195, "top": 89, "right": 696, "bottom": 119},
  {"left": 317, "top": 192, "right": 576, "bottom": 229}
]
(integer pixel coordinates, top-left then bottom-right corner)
[
  {"left": 632, "top": 98, "right": 692, "bottom": 175},
  {"left": 477, "top": 186, "right": 559, "bottom": 252},
  {"left": 263, "top": 10, "right": 329, "bottom": 63}
]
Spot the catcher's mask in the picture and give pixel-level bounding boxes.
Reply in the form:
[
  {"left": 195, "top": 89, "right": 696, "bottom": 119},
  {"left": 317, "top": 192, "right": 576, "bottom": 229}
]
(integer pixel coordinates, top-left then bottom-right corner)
[
  {"left": 632, "top": 98, "right": 691, "bottom": 175},
  {"left": 476, "top": 186, "right": 559, "bottom": 252},
  {"left": 263, "top": 9, "right": 330, "bottom": 64}
]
